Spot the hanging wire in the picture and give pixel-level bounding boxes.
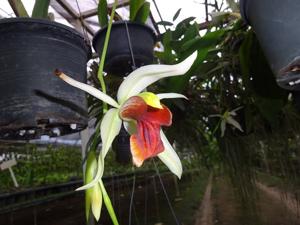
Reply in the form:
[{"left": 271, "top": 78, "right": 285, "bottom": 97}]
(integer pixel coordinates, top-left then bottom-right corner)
[
  {"left": 152, "top": 159, "right": 181, "bottom": 225},
  {"left": 152, "top": 175, "right": 161, "bottom": 221},
  {"left": 0, "top": 7, "right": 13, "bottom": 17},
  {"left": 144, "top": 177, "right": 148, "bottom": 225},
  {"left": 128, "top": 173, "right": 136, "bottom": 225},
  {"left": 75, "top": 0, "right": 89, "bottom": 41},
  {"left": 124, "top": 21, "right": 137, "bottom": 71},
  {"left": 151, "top": 0, "right": 167, "bottom": 32},
  {"left": 125, "top": 175, "right": 140, "bottom": 225}
]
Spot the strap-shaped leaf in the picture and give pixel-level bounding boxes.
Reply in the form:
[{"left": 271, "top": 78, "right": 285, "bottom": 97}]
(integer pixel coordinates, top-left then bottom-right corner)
[
  {"left": 173, "top": 8, "right": 182, "bottom": 21},
  {"left": 31, "top": 0, "right": 50, "bottom": 18},
  {"left": 133, "top": 1, "right": 150, "bottom": 23},
  {"left": 98, "top": 0, "right": 108, "bottom": 27},
  {"left": 158, "top": 131, "right": 182, "bottom": 179},
  {"left": 117, "top": 51, "right": 197, "bottom": 104},
  {"left": 130, "top": 0, "right": 145, "bottom": 21}
]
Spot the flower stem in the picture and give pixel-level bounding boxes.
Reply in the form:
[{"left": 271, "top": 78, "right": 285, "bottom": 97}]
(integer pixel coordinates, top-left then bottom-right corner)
[
  {"left": 97, "top": 0, "right": 118, "bottom": 113},
  {"left": 99, "top": 179, "right": 119, "bottom": 225}
]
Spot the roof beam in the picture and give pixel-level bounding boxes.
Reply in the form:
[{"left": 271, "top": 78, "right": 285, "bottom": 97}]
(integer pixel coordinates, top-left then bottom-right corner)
[
  {"left": 50, "top": 0, "right": 95, "bottom": 37},
  {"left": 81, "top": 0, "right": 129, "bottom": 19}
]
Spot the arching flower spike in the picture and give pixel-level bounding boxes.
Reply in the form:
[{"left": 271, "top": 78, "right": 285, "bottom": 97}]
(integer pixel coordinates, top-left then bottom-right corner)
[{"left": 55, "top": 51, "right": 197, "bottom": 190}]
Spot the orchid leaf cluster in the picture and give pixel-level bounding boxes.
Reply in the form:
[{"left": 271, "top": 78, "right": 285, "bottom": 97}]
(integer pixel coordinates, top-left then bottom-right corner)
[
  {"left": 55, "top": 51, "right": 197, "bottom": 222},
  {"left": 98, "top": 0, "right": 150, "bottom": 26},
  {"left": 8, "top": 0, "right": 50, "bottom": 18}
]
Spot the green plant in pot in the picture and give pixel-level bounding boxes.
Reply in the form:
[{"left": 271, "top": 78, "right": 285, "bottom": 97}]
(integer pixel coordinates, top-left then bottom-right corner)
[
  {"left": 0, "top": 0, "right": 91, "bottom": 140},
  {"left": 93, "top": 0, "right": 156, "bottom": 77}
]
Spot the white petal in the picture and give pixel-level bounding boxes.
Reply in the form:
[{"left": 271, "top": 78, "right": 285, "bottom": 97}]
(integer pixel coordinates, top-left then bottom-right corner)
[
  {"left": 157, "top": 93, "right": 188, "bottom": 100},
  {"left": 91, "top": 183, "right": 102, "bottom": 221},
  {"left": 77, "top": 109, "right": 122, "bottom": 191},
  {"left": 117, "top": 51, "right": 197, "bottom": 104},
  {"left": 100, "top": 108, "right": 122, "bottom": 158},
  {"left": 57, "top": 72, "right": 119, "bottom": 108},
  {"left": 221, "top": 120, "right": 226, "bottom": 137},
  {"left": 230, "top": 106, "right": 243, "bottom": 115},
  {"left": 226, "top": 116, "right": 243, "bottom": 132},
  {"left": 158, "top": 131, "right": 183, "bottom": 179}
]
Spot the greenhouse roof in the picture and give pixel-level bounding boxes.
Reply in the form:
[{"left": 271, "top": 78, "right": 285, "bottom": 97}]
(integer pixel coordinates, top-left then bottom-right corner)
[{"left": 1, "top": 0, "right": 228, "bottom": 41}]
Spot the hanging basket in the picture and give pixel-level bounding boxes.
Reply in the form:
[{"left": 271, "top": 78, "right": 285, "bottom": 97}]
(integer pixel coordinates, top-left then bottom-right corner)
[
  {"left": 92, "top": 21, "right": 156, "bottom": 77},
  {"left": 240, "top": 0, "right": 300, "bottom": 90},
  {"left": 0, "top": 18, "right": 91, "bottom": 140}
]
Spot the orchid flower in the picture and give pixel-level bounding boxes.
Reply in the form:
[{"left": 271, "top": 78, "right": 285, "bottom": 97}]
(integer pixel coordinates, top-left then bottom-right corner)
[
  {"left": 55, "top": 52, "right": 197, "bottom": 191},
  {"left": 209, "top": 106, "right": 243, "bottom": 137}
]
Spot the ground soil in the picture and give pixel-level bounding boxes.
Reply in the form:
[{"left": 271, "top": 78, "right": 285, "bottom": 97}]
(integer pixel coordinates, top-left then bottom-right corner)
[
  {"left": 0, "top": 171, "right": 207, "bottom": 225},
  {"left": 211, "top": 177, "right": 300, "bottom": 225}
]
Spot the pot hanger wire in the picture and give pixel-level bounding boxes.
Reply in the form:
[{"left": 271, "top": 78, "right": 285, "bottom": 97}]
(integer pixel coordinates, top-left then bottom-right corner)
[
  {"left": 124, "top": 21, "right": 137, "bottom": 71},
  {"left": 75, "top": 0, "right": 89, "bottom": 42}
]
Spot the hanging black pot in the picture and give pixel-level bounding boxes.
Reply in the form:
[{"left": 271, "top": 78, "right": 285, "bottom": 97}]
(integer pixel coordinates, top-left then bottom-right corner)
[
  {"left": 0, "top": 18, "right": 91, "bottom": 140},
  {"left": 112, "top": 125, "right": 132, "bottom": 164},
  {"left": 240, "top": 0, "right": 300, "bottom": 91},
  {"left": 92, "top": 21, "right": 156, "bottom": 77}
]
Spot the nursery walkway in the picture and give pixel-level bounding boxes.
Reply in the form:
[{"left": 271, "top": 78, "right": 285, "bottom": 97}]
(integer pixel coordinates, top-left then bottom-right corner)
[{"left": 196, "top": 176, "right": 300, "bottom": 225}]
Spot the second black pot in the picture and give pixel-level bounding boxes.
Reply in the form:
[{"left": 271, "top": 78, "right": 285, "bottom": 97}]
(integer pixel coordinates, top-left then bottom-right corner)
[
  {"left": 240, "top": 0, "right": 300, "bottom": 90},
  {"left": 93, "top": 21, "right": 156, "bottom": 77}
]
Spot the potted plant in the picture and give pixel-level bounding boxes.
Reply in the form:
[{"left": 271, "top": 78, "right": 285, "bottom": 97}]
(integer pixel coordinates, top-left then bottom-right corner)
[
  {"left": 93, "top": 0, "right": 156, "bottom": 77},
  {"left": 0, "top": 0, "right": 91, "bottom": 139},
  {"left": 240, "top": 0, "right": 300, "bottom": 91}
]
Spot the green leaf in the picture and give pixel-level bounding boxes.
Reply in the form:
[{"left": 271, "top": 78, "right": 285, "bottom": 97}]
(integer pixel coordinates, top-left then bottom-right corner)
[
  {"left": 173, "top": 16, "right": 196, "bottom": 39},
  {"left": 98, "top": 0, "right": 108, "bottom": 27},
  {"left": 182, "top": 29, "right": 226, "bottom": 52},
  {"left": 155, "top": 29, "right": 177, "bottom": 64},
  {"left": 169, "top": 23, "right": 200, "bottom": 52},
  {"left": 156, "top": 21, "right": 174, "bottom": 26},
  {"left": 130, "top": 0, "right": 145, "bottom": 21},
  {"left": 31, "top": 0, "right": 50, "bottom": 18},
  {"left": 134, "top": 1, "right": 150, "bottom": 23},
  {"left": 172, "top": 8, "right": 181, "bottom": 21}
]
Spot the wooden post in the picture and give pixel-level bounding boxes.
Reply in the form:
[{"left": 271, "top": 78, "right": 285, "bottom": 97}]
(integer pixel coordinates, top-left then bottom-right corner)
[{"left": 1, "top": 158, "right": 19, "bottom": 188}]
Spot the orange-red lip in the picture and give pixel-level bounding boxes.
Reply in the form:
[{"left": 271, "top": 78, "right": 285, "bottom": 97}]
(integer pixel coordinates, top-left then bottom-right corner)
[{"left": 120, "top": 96, "right": 172, "bottom": 166}]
